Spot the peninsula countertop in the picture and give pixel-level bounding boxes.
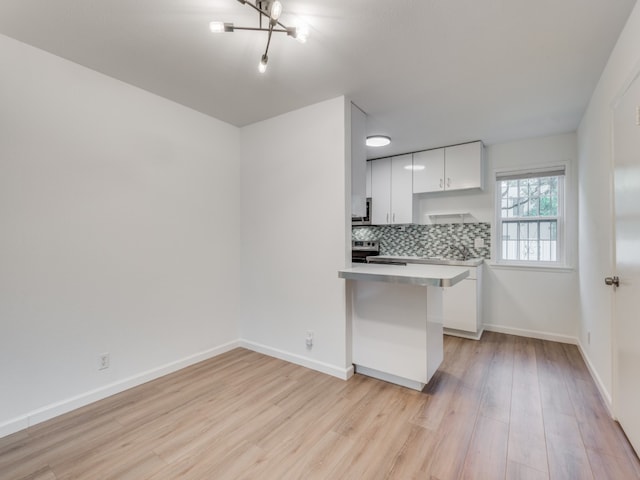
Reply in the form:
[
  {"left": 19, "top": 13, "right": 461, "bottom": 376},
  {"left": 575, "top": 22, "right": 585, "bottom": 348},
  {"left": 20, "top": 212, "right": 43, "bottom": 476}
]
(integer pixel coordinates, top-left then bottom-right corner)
[
  {"left": 338, "top": 263, "right": 469, "bottom": 287},
  {"left": 367, "top": 255, "right": 485, "bottom": 267}
]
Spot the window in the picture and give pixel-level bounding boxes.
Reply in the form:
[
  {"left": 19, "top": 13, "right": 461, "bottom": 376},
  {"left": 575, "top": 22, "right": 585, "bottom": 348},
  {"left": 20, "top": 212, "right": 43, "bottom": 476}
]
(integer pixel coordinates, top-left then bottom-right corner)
[{"left": 496, "top": 167, "right": 565, "bottom": 265}]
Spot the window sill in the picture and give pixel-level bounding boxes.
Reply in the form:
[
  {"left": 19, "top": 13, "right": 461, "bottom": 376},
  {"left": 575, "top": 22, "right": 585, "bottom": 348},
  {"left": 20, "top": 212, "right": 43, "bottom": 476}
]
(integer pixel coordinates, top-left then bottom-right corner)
[{"left": 487, "top": 262, "right": 575, "bottom": 273}]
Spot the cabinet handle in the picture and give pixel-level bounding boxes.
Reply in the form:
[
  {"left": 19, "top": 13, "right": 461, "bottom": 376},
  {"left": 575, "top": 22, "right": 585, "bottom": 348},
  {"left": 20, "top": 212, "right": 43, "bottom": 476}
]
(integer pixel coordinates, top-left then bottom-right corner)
[
  {"left": 440, "top": 178, "right": 443, "bottom": 189},
  {"left": 393, "top": 213, "right": 396, "bottom": 223},
  {"left": 386, "top": 213, "right": 389, "bottom": 223},
  {"left": 447, "top": 177, "right": 451, "bottom": 188}
]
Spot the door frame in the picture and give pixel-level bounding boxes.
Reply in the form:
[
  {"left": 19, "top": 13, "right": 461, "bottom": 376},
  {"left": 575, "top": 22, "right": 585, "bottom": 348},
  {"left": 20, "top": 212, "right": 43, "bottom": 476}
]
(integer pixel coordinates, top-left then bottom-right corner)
[{"left": 609, "top": 58, "right": 640, "bottom": 421}]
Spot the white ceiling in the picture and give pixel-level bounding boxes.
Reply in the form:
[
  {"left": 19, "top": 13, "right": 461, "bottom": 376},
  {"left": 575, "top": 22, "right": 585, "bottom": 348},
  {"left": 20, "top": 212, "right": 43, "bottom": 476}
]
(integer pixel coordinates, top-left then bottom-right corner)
[{"left": 0, "top": 0, "right": 636, "bottom": 158}]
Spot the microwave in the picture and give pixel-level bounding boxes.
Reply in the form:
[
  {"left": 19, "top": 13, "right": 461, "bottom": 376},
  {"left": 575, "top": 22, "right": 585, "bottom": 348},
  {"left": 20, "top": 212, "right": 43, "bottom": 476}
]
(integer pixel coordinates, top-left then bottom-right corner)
[{"left": 352, "top": 198, "right": 371, "bottom": 226}]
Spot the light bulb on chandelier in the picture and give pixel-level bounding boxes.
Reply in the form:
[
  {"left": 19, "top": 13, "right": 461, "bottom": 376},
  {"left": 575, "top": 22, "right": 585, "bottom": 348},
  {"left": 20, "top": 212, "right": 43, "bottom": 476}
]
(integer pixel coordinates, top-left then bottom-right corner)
[{"left": 259, "top": 54, "right": 269, "bottom": 73}]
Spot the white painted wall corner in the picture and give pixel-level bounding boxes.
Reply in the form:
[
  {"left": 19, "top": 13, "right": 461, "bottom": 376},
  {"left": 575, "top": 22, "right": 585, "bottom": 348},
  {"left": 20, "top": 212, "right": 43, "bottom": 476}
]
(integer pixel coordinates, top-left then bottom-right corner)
[
  {"left": 239, "top": 339, "right": 354, "bottom": 381},
  {"left": 0, "top": 340, "right": 240, "bottom": 439}
]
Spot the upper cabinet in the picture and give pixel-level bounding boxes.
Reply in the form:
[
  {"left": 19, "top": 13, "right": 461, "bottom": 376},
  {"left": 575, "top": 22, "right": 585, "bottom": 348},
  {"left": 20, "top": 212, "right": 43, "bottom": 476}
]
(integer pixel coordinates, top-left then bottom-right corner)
[
  {"left": 445, "top": 141, "right": 484, "bottom": 191},
  {"left": 413, "top": 149, "right": 445, "bottom": 193},
  {"left": 371, "top": 154, "right": 413, "bottom": 225},
  {"left": 351, "top": 103, "right": 367, "bottom": 217},
  {"left": 365, "top": 160, "right": 372, "bottom": 199},
  {"left": 413, "top": 141, "right": 484, "bottom": 193}
]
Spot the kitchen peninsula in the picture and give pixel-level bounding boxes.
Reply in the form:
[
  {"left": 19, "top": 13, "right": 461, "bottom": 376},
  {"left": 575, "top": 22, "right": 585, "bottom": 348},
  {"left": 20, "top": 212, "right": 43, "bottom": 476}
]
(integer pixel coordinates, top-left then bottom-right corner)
[{"left": 339, "top": 263, "right": 469, "bottom": 390}]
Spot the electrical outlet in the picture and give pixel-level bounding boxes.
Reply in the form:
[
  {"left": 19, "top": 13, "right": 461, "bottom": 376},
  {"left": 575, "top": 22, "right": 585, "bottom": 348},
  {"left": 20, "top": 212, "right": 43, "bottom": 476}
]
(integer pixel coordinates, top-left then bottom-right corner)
[
  {"left": 474, "top": 237, "right": 485, "bottom": 248},
  {"left": 99, "top": 353, "right": 110, "bottom": 370},
  {"left": 305, "top": 331, "right": 314, "bottom": 349}
]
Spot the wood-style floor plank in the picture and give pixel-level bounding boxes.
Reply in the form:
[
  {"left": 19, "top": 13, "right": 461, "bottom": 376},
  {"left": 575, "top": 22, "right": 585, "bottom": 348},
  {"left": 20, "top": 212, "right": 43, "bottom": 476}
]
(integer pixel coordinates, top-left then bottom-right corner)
[
  {"left": 1, "top": 333, "right": 639, "bottom": 480},
  {"left": 460, "top": 414, "right": 509, "bottom": 480},
  {"left": 508, "top": 337, "right": 548, "bottom": 471}
]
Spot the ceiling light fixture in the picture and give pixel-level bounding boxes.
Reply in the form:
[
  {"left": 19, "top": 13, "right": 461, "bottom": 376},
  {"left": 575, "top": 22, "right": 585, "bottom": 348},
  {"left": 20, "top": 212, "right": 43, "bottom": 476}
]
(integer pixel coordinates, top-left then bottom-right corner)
[
  {"left": 366, "top": 135, "right": 392, "bottom": 147},
  {"left": 209, "top": 0, "right": 308, "bottom": 73}
]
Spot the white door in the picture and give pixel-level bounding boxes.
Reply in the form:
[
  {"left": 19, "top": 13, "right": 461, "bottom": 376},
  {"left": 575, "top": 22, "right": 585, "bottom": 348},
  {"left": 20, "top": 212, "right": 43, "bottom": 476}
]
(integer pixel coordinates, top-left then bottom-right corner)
[{"left": 612, "top": 72, "right": 640, "bottom": 455}]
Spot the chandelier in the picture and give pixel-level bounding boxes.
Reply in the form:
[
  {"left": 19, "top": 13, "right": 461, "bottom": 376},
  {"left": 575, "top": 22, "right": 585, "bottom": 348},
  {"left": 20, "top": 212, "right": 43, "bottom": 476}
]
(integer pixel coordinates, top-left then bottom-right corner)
[{"left": 209, "top": 0, "right": 309, "bottom": 73}]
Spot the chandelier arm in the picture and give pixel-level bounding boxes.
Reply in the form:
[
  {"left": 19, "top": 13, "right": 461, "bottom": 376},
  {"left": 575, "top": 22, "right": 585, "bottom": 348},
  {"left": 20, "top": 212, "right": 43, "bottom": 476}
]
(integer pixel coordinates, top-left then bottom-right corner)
[
  {"left": 242, "top": 1, "right": 289, "bottom": 30},
  {"left": 241, "top": 0, "right": 268, "bottom": 17},
  {"left": 233, "top": 1, "right": 294, "bottom": 34},
  {"left": 274, "top": 18, "right": 288, "bottom": 30},
  {"left": 230, "top": 26, "right": 290, "bottom": 33},
  {"left": 220, "top": 0, "right": 303, "bottom": 72},
  {"left": 263, "top": 22, "right": 274, "bottom": 58}
]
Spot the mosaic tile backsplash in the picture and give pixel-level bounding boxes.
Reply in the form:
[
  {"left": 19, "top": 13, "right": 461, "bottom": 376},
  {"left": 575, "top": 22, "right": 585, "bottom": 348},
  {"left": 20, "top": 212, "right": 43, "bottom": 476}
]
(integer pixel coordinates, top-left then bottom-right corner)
[{"left": 352, "top": 223, "right": 491, "bottom": 259}]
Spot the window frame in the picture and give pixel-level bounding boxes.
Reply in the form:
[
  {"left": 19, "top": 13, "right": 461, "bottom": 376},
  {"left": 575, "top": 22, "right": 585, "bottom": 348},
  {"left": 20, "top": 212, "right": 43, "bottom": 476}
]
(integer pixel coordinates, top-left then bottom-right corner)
[{"left": 494, "top": 165, "right": 567, "bottom": 267}]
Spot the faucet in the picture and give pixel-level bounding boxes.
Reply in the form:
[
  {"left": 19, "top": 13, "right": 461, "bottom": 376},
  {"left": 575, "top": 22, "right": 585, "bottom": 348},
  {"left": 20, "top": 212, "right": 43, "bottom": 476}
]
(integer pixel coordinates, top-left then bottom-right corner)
[{"left": 449, "top": 244, "right": 471, "bottom": 260}]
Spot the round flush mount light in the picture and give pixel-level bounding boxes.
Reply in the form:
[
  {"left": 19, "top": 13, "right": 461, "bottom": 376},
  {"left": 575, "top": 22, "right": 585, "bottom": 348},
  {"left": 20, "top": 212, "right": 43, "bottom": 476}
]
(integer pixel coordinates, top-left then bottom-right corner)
[{"left": 366, "top": 135, "right": 391, "bottom": 147}]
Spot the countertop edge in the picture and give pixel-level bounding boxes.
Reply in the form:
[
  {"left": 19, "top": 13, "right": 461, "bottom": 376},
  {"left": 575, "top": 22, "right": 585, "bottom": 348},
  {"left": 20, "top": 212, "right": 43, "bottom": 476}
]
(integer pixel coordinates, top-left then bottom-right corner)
[
  {"left": 369, "top": 256, "right": 485, "bottom": 267},
  {"left": 338, "top": 267, "right": 469, "bottom": 287}
]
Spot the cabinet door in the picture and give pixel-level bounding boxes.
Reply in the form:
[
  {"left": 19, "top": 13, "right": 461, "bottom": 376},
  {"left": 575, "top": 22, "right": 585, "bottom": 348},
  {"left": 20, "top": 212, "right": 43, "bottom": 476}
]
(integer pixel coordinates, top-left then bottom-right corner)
[
  {"left": 351, "top": 104, "right": 367, "bottom": 217},
  {"left": 365, "top": 161, "right": 372, "bottom": 198},
  {"left": 413, "top": 149, "right": 445, "bottom": 193},
  {"left": 443, "top": 278, "right": 478, "bottom": 332},
  {"left": 371, "top": 158, "right": 391, "bottom": 225},
  {"left": 444, "top": 141, "right": 483, "bottom": 191},
  {"left": 391, "top": 154, "right": 413, "bottom": 224}
]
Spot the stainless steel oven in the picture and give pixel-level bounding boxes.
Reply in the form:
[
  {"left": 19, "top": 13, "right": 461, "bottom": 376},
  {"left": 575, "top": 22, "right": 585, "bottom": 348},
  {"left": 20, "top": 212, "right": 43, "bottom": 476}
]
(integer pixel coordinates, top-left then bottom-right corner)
[{"left": 352, "top": 240, "right": 379, "bottom": 263}]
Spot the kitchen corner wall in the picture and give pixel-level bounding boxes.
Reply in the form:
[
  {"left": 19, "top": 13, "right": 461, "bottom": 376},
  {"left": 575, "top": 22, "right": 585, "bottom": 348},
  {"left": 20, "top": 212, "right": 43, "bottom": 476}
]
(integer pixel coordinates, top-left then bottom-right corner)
[
  {"left": 353, "top": 223, "right": 492, "bottom": 259},
  {"left": 409, "top": 133, "right": 580, "bottom": 342},
  {"left": 239, "top": 96, "right": 351, "bottom": 378}
]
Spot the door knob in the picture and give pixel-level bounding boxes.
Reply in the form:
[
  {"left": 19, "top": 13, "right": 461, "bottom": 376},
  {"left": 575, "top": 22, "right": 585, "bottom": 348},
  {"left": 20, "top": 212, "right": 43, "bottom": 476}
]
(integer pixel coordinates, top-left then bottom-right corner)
[{"left": 604, "top": 276, "right": 620, "bottom": 287}]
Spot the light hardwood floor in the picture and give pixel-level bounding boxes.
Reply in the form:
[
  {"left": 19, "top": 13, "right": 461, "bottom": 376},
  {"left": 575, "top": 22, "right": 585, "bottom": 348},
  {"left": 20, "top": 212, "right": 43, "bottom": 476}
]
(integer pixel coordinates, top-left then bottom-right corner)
[{"left": 1, "top": 332, "right": 639, "bottom": 479}]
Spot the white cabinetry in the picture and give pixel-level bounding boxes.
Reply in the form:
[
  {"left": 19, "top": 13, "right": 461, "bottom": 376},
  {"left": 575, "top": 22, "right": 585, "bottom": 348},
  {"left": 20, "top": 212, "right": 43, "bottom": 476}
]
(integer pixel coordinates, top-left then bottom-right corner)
[
  {"left": 349, "top": 280, "right": 444, "bottom": 390},
  {"left": 413, "top": 141, "right": 484, "bottom": 193},
  {"left": 371, "top": 154, "right": 413, "bottom": 224},
  {"left": 443, "top": 265, "right": 483, "bottom": 339},
  {"left": 413, "top": 148, "right": 445, "bottom": 192},
  {"left": 351, "top": 103, "right": 367, "bottom": 217},
  {"left": 365, "top": 160, "right": 372, "bottom": 198},
  {"left": 371, "top": 158, "right": 390, "bottom": 225},
  {"left": 445, "top": 141, "right": 484, "bottom": 191}
]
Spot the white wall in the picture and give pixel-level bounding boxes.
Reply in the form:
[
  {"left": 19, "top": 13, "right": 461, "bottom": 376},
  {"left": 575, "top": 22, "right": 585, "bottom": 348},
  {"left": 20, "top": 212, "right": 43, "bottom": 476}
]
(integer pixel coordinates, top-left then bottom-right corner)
[
  {"left": 239, "top": 97, "right": 352, "bottom": 378},
  {"left": 0, "top": 34, "right": 242, "bottom": 437},
  {"left": 577, "top": 2, "right": 640, "bottom": 404},
  {"left": 416, "top": 133, "right": 580, "bottom": 340}
]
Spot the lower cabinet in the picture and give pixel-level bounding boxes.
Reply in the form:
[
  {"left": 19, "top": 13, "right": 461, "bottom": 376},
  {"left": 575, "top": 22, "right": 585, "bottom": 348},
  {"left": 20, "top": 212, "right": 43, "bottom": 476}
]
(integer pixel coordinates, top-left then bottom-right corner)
[{"left": 442, "top": 265, "right": 483, "bottom": 339}]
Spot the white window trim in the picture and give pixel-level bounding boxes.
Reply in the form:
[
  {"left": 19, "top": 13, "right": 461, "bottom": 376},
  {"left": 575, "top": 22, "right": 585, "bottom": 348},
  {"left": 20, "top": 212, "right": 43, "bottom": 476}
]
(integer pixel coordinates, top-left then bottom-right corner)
[{"left": 494, "top": 163, "right": 569, "bottom": 268}]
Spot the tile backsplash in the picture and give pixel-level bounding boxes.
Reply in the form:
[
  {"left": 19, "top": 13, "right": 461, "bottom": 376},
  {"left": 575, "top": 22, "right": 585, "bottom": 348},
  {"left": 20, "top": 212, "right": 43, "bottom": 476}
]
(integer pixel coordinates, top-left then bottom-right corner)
[{"left": 352, "top": 223, "right": 491, "bottom": 259}]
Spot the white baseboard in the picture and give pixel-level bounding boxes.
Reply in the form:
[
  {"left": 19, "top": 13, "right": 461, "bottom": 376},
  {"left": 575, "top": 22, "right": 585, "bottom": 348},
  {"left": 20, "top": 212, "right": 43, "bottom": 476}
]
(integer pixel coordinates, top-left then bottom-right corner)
[
  {"left": 239, "top": 339, "right": 354, "bottom": 381},
  {"left": 444, "top": 327, "right": 484, "bottom": 341},
  {"left": 0, "top": 340, "right": 240, "bottom": 439},
  {"left": 483, "top": 323, "right": 578, "bottom": 345},
  {"left": 354, "top": 365, "right": 424, "bottom": 391},
  {"left": 576, "top": 340, "right": 614, "bottom": 417}
]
